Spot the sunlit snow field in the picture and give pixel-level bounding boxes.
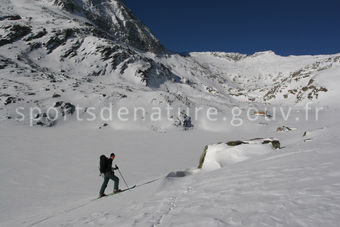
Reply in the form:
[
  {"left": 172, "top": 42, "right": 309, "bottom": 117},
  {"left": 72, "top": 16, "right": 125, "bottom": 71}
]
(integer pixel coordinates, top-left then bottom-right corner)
[{"left": 1, "top": 107, "right": 340, "bottom": 227}]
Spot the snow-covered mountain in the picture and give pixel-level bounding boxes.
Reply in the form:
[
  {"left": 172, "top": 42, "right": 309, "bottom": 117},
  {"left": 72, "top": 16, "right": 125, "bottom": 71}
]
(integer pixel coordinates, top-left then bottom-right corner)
[
  {"left": 1, "top": 0, "right": 340, "bottom": 129},
  {"left": 1, "top": 1, "right": 340, "bottom": 227}
]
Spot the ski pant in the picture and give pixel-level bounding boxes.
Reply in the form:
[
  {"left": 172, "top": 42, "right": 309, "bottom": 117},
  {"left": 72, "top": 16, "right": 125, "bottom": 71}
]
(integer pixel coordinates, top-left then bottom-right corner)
[{"left": 99, "top": 171, "right": 119, "bottom": 195}]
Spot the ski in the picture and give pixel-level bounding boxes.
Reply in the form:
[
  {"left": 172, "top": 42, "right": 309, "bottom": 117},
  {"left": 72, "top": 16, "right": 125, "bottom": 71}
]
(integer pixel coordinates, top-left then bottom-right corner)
[
  {"left": 97, "top": 185, "right": 136, "bottom": 199},
  {"left": 112, "top": 185, "right": 136, "bottom": 195}
]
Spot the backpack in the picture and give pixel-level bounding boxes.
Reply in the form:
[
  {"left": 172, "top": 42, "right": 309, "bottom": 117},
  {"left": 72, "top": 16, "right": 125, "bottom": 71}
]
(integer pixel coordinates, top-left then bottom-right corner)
[{"left": 99, "top": 155, "right": 108, "bottom": 174}]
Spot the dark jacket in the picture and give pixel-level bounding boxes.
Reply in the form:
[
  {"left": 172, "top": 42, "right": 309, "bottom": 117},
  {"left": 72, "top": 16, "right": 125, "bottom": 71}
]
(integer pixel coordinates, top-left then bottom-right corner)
[{"left": 106, "top": 158, "right": 118, "bottom": 173}]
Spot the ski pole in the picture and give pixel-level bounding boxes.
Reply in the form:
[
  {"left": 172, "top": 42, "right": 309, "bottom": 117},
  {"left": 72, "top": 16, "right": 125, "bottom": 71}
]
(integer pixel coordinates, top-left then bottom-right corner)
[{"left": 117, "top": 167, "right": 130, "bottom": 190}]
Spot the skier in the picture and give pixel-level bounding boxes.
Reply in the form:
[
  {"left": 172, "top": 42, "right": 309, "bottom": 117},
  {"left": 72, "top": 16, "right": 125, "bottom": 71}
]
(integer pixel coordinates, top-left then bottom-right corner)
[{"left": 99, "top": 153, "right": 121, "bottom": 197}]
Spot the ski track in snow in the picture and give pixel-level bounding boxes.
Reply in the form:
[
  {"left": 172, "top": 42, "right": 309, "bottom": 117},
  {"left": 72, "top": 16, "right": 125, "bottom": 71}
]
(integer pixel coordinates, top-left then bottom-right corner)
[{"left": 149, "top": 180, "right": 194, "bottom": 227}]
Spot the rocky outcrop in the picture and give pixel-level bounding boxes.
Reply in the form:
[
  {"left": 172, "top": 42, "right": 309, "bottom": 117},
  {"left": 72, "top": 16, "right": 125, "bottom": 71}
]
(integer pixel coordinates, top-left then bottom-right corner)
[
  {"left": 226, "top": 138, "right": 281, "bottom": 149},
  {"left": 0, "top": 24, "right": 31, "bottom": 47},
  {"left": 174, "top": 111, "right": 193, "bottom": 129},
  {"left": 54, "top": 101, "right": 75, "bottom": 116},
  {"left": 33, "top": 101, "right": 76, "bottom": 127}
]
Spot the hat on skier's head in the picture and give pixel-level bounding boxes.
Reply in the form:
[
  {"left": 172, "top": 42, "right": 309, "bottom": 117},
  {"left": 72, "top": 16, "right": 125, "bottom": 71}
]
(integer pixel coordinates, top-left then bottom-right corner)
[{"left": 110, "top": 153, "right": 115, "bottom": 157}]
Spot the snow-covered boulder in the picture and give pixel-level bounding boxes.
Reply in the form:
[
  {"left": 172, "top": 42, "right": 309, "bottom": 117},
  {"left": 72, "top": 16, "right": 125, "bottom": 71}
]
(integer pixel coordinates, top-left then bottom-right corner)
[{"left": 198, "top": 138, "right": 280, "bottom": 171}]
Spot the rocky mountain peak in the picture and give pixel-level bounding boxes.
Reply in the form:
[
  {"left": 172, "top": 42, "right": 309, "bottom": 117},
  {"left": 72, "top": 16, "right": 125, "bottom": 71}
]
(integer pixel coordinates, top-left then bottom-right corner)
[{"left": 52, "top": 0, "right": 164, "bottom": 53}]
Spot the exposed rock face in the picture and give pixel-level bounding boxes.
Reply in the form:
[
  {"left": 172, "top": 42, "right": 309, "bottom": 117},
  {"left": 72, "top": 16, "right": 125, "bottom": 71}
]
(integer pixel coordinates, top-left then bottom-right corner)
[
  {"left": 52, "top": 0, "right": 164, "bottom": 53},
  {"left": 33, "top": 101, "right": 76, "bottom": 127},
  {"left": 198, "top": 145, "right": 208, "bottom": 169},
  {"left": 0, "top": 24, "right": 31, "bottom": 47},
  {"left": 4, "top": 96, "right": 17, "bottom": 105},
  {"left": 54, "top": 101, "right": 76, "bottom": 116},
  {"left": 226, "top": 138, "right": 281, "bottom": 149}
]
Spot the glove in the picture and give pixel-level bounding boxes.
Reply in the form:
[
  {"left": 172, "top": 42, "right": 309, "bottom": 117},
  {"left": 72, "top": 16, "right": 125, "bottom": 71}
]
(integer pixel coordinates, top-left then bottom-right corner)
[{"left": 115, "top": 164, "right": 119, "bottom": 170}]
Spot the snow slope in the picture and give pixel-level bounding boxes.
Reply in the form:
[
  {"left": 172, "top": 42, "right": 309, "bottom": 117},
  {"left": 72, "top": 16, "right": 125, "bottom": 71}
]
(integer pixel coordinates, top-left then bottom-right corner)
[{"left": 1, "top": 107, "right": 340, "bottom": 226}]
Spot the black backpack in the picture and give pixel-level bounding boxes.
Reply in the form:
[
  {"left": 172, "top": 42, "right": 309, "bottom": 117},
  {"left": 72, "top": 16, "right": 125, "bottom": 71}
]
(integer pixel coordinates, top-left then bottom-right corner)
[{"left": 99, "top": 155, "right": 108, "bottom": 174}]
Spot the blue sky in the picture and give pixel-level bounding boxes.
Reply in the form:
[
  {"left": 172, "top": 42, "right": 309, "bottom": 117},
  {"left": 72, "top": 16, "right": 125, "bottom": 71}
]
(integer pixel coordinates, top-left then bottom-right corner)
[{"left": 124, "top": 0, "right": 340, "bottom": 56}]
